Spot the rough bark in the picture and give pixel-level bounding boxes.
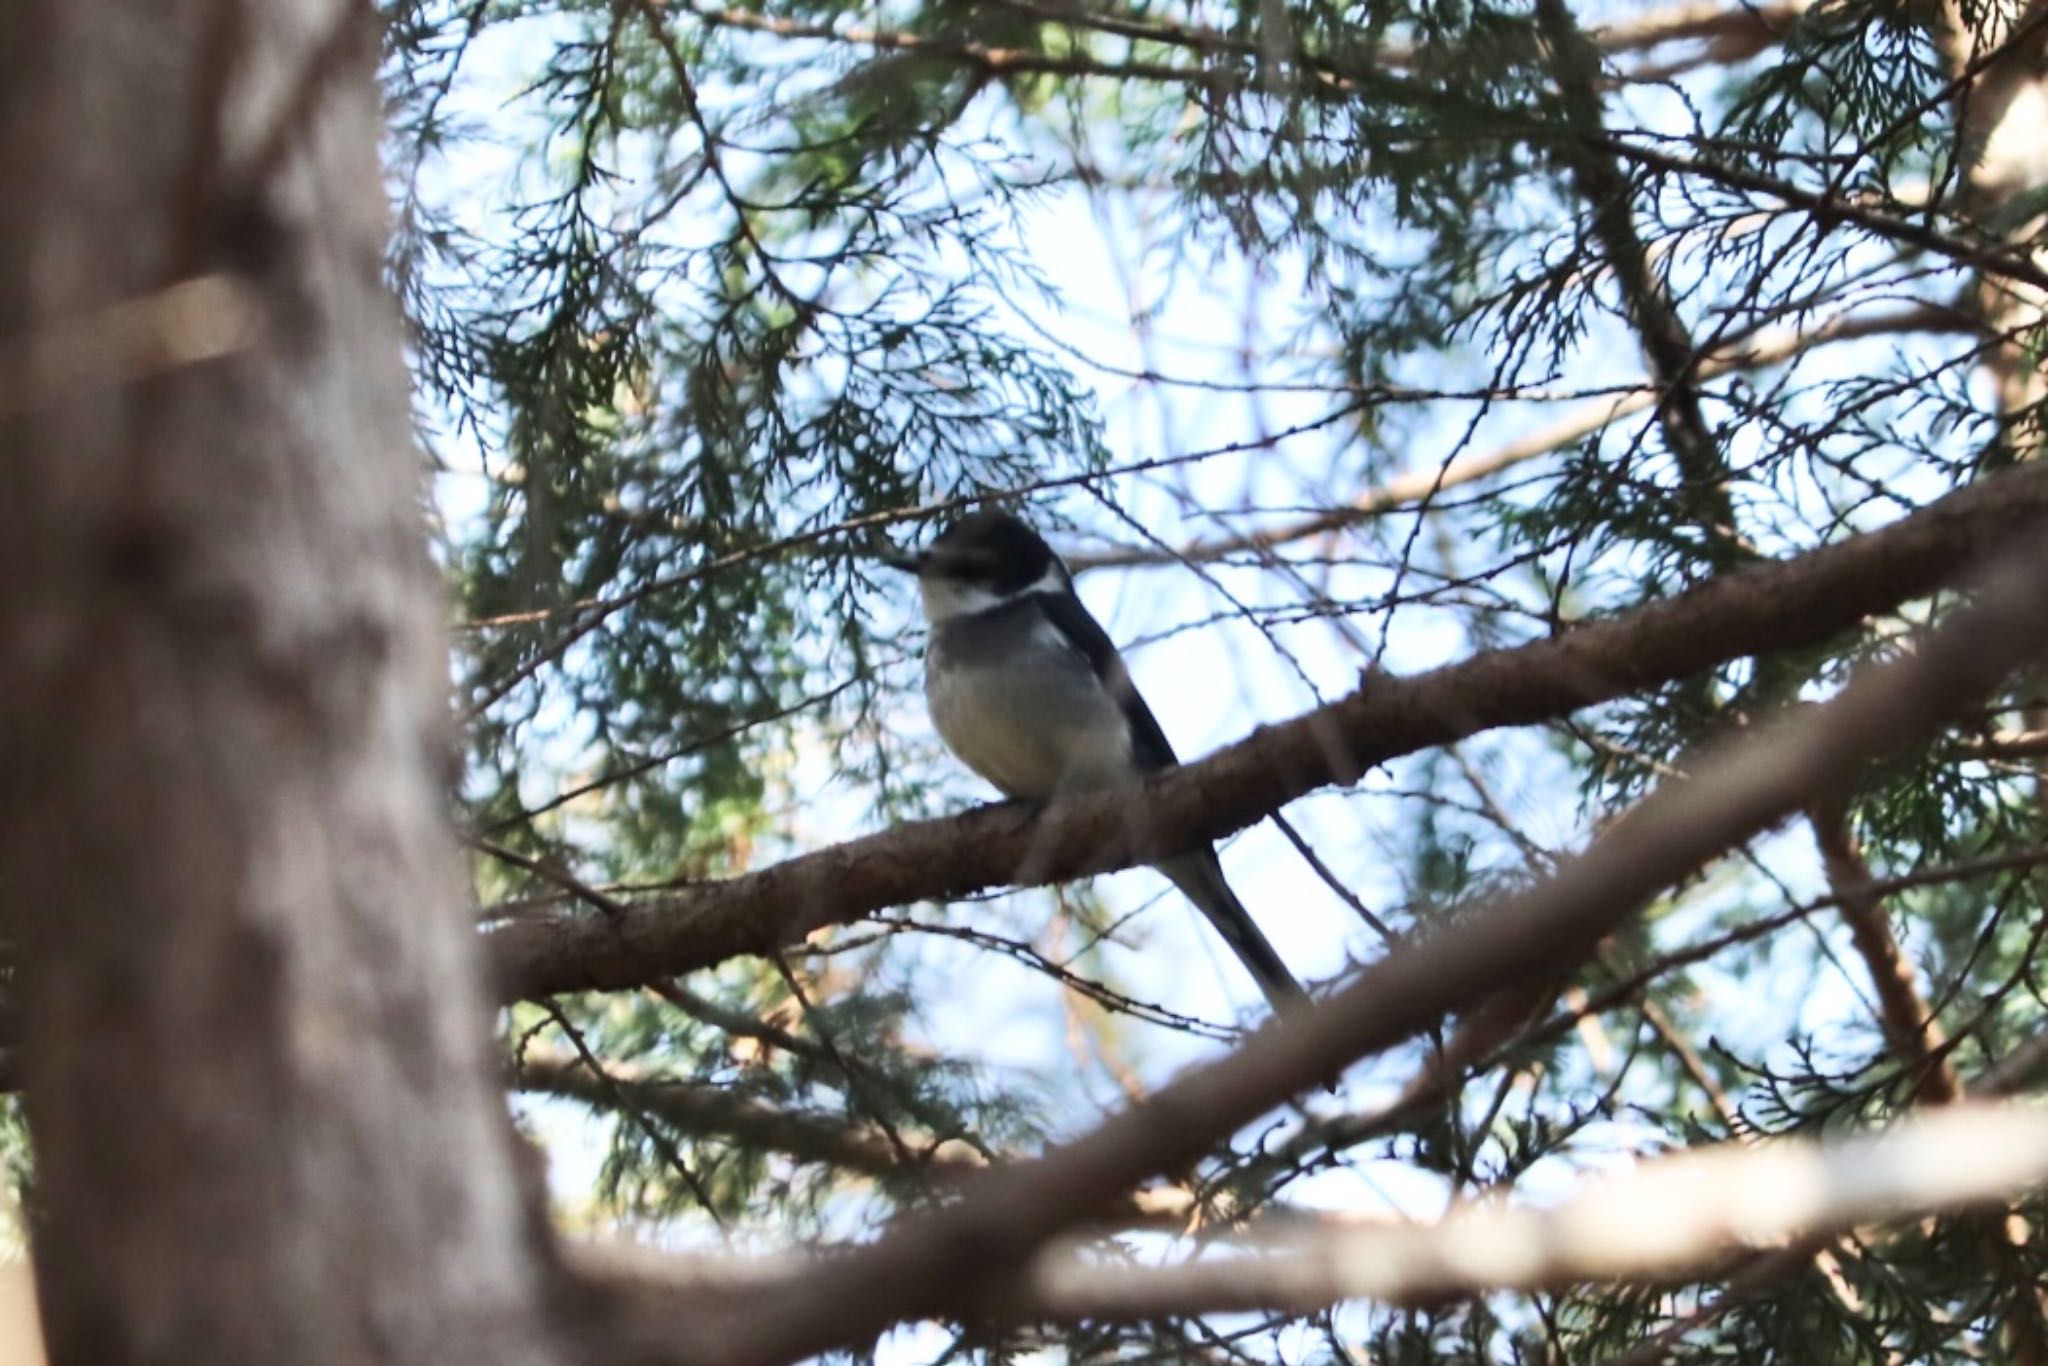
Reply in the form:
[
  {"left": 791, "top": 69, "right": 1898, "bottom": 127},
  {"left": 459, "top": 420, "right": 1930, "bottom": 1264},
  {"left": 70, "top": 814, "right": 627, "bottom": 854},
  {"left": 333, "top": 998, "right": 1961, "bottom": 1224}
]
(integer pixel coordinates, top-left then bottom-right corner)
[{"left": 0, "top": 2, "right": 571, "bottom": 1362}]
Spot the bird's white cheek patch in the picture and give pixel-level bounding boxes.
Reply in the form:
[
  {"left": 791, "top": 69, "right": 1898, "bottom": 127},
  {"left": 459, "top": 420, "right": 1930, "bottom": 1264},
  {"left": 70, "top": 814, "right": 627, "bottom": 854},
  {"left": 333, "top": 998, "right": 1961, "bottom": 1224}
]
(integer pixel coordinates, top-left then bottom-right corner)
[
  {"left": 919, "top": 577, "right": 1006, "bottom": 622},
  {"left": 1017, "top": 564, "right": 1071, "bottom": 598},
  {"left": 917, "top": 564, "right": 1069, "bottom": 623}
]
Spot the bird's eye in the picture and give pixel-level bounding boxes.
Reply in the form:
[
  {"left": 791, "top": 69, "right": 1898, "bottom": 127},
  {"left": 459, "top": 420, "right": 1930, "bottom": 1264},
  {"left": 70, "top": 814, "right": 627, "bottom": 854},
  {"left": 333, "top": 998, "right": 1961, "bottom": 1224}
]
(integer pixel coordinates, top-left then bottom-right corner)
[{"left": 936, "top": 548, "right": 999, "bottom": 574}]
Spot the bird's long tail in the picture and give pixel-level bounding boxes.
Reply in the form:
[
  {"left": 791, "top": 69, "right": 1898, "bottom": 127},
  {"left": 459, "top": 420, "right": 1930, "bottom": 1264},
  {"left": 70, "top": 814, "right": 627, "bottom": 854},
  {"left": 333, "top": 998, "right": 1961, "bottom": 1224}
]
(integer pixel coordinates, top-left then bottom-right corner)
[{"left": 1156, "top": 847, "right": 1306, "bottom": 1013}]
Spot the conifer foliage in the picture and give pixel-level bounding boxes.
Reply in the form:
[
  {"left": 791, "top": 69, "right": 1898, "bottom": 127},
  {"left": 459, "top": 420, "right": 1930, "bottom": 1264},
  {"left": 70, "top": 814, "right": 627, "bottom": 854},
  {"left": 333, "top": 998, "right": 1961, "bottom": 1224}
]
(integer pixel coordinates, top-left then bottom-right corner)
[{"left": 265, "top": 0, "right": 2048, "bottom": 1359}]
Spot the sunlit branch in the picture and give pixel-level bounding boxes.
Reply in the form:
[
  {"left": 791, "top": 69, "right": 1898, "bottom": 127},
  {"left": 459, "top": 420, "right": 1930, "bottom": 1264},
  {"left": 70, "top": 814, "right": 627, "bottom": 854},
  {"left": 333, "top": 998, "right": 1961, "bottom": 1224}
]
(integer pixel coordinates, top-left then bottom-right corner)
[
  {"left": 0, "top": 274, "right": 261, "bottom": 415},
  {"left": 1596, "top": 0, "right": 1812, "bottom": 62},
  {"left": 1965, "top": 728, "right": 2048, "bottom": 763},
  {"left": 989, "top": 1105, "right": 2048, "bottom": 1322}
]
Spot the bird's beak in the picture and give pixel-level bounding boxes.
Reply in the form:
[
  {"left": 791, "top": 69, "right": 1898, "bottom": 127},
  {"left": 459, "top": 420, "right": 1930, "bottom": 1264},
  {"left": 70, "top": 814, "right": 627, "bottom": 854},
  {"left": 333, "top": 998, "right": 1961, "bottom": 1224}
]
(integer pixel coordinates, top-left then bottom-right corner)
[{"left": 876, "top": 548, "right": 925, "bottom": 574}]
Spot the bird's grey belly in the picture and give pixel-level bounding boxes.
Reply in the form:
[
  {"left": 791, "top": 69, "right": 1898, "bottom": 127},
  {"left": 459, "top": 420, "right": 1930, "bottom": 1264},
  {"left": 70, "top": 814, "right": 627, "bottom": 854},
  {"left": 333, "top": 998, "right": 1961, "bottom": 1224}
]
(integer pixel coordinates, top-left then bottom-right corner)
[{"left": 925, "top": 654, "right": 1136, "bottom": 800}]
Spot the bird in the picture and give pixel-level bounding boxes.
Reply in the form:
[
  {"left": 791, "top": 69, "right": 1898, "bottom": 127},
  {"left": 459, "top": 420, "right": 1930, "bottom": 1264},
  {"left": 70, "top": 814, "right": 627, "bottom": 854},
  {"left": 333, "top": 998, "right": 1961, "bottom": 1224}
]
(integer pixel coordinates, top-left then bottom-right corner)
[{"left": 881, "top": 507, "right": 1306, "bottom": 1013}]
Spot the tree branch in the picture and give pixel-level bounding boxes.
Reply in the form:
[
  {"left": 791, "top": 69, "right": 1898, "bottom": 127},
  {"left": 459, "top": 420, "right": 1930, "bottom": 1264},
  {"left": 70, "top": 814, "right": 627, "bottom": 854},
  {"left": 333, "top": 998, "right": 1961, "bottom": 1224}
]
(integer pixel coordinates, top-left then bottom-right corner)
[
  {"left": 517, "top": 1045, "right": 978, "bottom": 1179},
  {"left": 1591, "top": 136, "right": 2048, "bottom": 296},
  {"left": 1807, "top": 803, "right": 1961, "bottom": 1106},
  {"left": 493, "top": 461, "right": 2048, "bottom": 1004},
  {"left": 1536, "top": 0, "right": 1741, "bottom": 557},
  {"left": 667, "top": 0, "right": 1811, "bottom": 84},
  {"left": 1594, "top": 0, "right": 1811, "bottom": 62},
  {"left": 1964, "top": 728, "right": 2048, "bottom": 762}
]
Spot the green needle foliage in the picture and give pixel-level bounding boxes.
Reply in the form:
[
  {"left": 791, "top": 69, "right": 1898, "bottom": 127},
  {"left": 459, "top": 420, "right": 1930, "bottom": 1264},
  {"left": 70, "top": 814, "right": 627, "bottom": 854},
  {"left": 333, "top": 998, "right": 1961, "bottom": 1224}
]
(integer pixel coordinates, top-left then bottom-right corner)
[{"left": 381, "top": 0, "right": 2048, "bottom": 1358}]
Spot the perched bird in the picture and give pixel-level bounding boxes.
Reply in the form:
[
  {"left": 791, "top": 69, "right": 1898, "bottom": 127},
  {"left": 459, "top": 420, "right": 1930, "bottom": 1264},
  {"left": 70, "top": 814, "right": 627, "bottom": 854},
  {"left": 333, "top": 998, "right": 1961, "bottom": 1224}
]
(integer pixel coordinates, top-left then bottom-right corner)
[{"left": 882, "top": 508, "right": 1306, "bottom": 1012}]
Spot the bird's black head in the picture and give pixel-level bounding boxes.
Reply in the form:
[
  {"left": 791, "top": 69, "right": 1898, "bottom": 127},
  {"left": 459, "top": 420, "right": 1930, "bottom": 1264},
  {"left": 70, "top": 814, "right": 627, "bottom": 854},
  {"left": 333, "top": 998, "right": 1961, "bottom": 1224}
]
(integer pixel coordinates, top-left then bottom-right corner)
[
  {"left": 927, "top": 509, "right": 1063, "bottom": 593},
  {"left": 883, "top": 508, "right": 1070, "bottom": 621}
]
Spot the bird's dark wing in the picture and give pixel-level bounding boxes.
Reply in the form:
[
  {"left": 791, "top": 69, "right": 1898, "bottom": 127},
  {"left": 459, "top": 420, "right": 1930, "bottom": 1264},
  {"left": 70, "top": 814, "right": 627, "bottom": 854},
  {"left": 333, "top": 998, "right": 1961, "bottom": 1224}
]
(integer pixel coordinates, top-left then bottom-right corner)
[
  {"left": 1036, "top": 592, "right": 1306, "bottom": 1015},
  {"left": 1034, "top": 589, "right": 1180, "bottom": 771}
]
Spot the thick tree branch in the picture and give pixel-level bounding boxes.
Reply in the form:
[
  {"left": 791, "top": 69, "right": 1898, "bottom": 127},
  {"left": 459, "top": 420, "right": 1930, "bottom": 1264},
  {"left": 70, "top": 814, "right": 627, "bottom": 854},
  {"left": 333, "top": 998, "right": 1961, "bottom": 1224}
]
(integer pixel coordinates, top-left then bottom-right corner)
[{"left": 493, "top": 461, "right": 2048, "bottom": 1003}]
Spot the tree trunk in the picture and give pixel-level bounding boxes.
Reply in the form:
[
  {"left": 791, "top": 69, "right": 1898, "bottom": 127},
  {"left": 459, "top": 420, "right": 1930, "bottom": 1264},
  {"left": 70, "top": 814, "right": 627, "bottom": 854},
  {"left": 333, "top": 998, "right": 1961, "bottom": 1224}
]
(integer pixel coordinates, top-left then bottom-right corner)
[{"left": 0, "top": 2, "right": 571, "bottom": 1362}]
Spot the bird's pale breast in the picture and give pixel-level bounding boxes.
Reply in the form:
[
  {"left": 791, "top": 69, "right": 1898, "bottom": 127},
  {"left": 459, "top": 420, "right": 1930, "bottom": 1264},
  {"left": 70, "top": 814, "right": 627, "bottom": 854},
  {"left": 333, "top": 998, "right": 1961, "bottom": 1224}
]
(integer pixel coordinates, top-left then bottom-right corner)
[{"left": 926, "top": 609, "right": 1136, "bottom": 799}]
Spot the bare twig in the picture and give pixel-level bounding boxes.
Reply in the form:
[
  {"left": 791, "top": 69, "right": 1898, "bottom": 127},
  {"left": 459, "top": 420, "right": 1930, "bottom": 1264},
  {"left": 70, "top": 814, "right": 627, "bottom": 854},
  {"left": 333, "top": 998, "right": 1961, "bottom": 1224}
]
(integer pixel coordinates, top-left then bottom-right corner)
[
  {"left": 471, "top": 838, "right": 628, "bottom": 919},
  {"left": 1070, "top": 306, "right": 1967, "bottom": 572}
]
